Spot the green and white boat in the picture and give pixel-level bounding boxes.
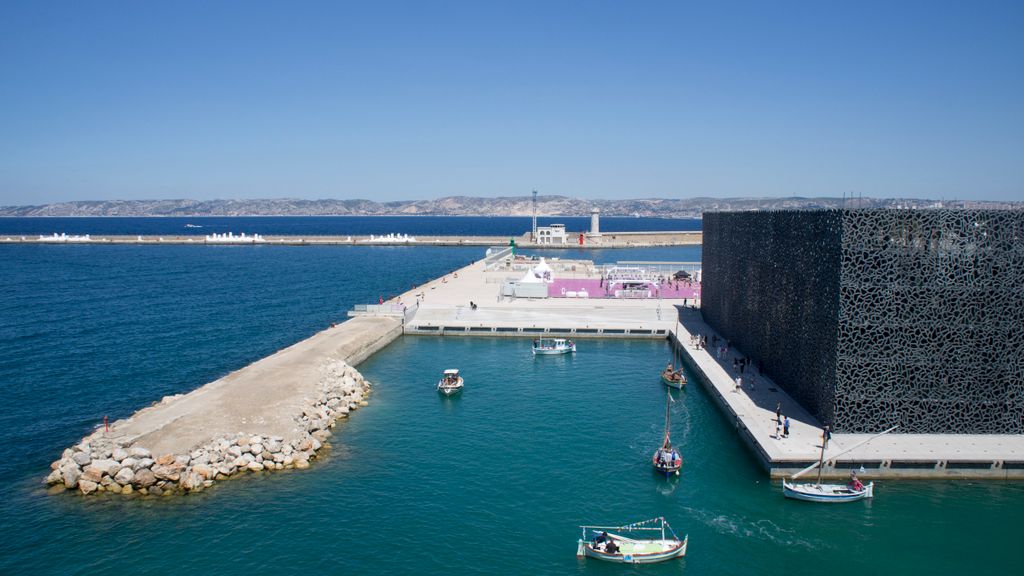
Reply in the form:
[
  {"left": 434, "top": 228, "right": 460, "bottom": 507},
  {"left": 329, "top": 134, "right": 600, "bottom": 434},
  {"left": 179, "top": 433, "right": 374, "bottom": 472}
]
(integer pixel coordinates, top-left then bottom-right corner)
[{"left": 576, "top": 517, "right": 688, "bottom": 564}]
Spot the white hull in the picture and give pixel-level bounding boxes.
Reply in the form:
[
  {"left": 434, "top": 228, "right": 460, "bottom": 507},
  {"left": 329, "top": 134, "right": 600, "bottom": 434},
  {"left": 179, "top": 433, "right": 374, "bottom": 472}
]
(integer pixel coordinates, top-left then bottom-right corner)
[
  {"left": 782, "top": 480, "right": 873, "bottom": 502},
  {"left": 532, "top": 346, "right": 575, "bottom": 355},
  {"left": 576, "top": 537, "right": 687, "bottom": 564},
  {"left": 437, "top": 377, "right": 464, "bottom": 396}
]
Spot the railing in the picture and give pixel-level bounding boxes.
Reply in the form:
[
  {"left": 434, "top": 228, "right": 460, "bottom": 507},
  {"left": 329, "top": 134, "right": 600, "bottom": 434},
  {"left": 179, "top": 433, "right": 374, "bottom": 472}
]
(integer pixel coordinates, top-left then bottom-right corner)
[
  {"left": 350, "top": 304, "right": 407, "bottom": 316},
  {"left": 483, "top": 245, "right": 515, "bottom": 270}
]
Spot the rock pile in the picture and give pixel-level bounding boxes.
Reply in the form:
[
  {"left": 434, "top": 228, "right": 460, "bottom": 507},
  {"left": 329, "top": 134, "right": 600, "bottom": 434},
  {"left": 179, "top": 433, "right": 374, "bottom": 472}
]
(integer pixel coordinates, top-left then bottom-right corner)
[{"left": 45, "top": 359, "right": 372, "bottom": 496}]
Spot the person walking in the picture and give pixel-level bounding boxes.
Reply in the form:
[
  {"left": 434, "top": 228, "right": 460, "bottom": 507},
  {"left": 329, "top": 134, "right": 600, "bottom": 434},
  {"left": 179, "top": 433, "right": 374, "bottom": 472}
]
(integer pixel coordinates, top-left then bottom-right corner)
[
  {"left": 775, "top": 418, "right": 781, "bottom": 439},
  {"left": 784, "top": 416, "right": 791, "bottom": 438},
  {"left": 775, "top": 402, "right": 781, "bottom": 423},
  {"left": 822, "top": 425, "right": 831, "bottom": 449}
]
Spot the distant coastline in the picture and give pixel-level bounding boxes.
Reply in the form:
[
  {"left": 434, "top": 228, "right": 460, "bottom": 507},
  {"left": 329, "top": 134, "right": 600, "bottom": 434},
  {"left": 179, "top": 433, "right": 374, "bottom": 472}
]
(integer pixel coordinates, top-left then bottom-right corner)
[{"left": 3, "top": 195, "right": 1015, "bottom": 218}]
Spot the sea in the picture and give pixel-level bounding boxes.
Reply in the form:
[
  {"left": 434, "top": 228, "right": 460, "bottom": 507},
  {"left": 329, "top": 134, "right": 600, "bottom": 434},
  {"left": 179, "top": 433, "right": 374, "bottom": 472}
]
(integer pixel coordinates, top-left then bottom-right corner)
[
  {"left": 0, "top": 217, "right": 1019, "bottom": 575},
  {"left": 0, "top": 215, "right": 700, "bottom": 237}
]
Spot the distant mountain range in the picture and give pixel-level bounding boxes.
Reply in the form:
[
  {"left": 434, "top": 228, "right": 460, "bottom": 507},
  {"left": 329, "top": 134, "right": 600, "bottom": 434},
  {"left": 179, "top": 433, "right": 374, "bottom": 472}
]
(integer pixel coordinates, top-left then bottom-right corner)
[{"left": 0, "top": 196, "right": 1018, "bottom": 217}]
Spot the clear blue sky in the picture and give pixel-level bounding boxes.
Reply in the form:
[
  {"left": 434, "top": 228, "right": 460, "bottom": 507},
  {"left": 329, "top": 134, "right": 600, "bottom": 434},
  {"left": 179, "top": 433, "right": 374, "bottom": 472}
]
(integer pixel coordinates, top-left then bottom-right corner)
[{"left": 1, "top": 1, "right": 1021, "bottom": 204}]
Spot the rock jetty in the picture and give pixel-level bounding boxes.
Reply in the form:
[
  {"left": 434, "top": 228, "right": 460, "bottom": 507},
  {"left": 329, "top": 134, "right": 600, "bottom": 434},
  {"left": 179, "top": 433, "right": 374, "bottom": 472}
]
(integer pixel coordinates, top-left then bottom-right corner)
[{"left": 45, "top": 359, "right": 372, "bottom": 496}]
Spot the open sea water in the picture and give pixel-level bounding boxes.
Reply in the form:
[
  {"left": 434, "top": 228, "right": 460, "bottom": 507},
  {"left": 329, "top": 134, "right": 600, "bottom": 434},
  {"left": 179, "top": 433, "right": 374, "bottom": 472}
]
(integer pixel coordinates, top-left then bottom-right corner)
[
  {"left": 0, "top": 235, "right": 1020, "bottom": 575},
  {"left": 0, "top": 215, "right": 700, "bottom": 237}
]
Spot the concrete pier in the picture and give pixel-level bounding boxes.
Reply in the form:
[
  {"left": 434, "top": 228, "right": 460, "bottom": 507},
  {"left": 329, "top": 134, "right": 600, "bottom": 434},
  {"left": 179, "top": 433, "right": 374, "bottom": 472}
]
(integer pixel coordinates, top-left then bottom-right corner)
[{"left": 670, "top": 307, "right": 1024, "bottom": 480}]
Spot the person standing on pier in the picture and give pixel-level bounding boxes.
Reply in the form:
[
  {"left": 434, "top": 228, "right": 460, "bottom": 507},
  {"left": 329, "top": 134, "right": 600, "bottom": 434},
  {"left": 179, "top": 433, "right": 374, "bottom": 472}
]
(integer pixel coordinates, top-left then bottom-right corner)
[
  {"left": 822, "top": 425, "right": 831, "bottom": 449},
  {"left": 784, "top": 416, "right": 790, "bottom": 438},
  {"left": 775, "top": 402, "right": 781, "bottom": 423}
]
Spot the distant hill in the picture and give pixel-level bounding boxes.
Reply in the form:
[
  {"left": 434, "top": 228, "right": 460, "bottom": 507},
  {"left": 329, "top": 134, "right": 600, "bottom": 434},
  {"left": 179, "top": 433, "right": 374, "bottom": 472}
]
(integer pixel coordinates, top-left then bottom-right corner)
[{"left": 0, "top": 196, "right": 1018, "bottom": 217}]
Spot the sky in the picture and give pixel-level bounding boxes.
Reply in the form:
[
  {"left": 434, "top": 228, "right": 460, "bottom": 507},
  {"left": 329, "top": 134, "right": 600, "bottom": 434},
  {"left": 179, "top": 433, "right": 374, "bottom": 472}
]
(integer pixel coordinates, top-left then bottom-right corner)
[{"left": 1, "top": 1, "right": 1022, "bottom": 205}]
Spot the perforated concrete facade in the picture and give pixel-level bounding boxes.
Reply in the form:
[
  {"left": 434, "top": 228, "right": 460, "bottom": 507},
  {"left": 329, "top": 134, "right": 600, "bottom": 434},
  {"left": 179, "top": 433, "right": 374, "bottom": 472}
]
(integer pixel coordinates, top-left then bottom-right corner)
[{"left": 702, "top": 209, "right": 1024, "bottom": 433}]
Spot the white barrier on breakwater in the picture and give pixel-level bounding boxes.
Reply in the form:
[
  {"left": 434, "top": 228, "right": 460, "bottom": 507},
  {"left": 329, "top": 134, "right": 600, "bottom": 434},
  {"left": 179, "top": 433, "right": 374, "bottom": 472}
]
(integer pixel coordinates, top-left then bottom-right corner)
[
  {"left": 38, "top": 233, "right": 92, "bottom": 243},
  {"left": 358, "top": 233, "right": 417, "bottom": 243},
  {"left": 205, "top": 232, "right": 266, "bottom": 243}
]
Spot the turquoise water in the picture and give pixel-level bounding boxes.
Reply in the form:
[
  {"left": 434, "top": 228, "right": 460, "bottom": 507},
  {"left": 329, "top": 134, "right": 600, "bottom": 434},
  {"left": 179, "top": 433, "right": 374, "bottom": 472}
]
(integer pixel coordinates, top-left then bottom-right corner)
[{"left": 1, "top": 245, "right": 1021, "bottom": 575}]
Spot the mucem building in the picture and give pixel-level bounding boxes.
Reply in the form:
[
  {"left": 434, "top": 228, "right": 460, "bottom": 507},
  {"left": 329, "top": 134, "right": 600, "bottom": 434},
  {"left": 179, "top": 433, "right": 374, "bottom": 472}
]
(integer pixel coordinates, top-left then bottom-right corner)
[{"left": 701, "top": 209, "right": 1024, "bottom": 434}]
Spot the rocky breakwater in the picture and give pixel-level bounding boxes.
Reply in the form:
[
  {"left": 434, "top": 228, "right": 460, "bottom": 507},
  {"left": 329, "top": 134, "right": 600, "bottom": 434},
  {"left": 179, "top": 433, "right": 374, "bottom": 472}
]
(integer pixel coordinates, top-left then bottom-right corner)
[{"left": 44, "top": 359, "right": 373, "bottom": 496}]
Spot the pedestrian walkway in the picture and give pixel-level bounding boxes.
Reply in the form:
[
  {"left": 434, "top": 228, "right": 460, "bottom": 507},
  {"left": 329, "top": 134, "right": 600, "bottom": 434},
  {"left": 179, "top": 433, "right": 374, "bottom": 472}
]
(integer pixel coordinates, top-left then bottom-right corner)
[{"left": 671, "top": 307, "right": 1024, "bottom": 479}]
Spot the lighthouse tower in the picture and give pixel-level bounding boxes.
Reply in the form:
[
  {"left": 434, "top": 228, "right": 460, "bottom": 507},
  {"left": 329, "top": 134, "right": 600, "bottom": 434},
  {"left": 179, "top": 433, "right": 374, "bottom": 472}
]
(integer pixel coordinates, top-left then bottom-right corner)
[{"left": 586, "top": 207, "right": 602, "bottom": 244}]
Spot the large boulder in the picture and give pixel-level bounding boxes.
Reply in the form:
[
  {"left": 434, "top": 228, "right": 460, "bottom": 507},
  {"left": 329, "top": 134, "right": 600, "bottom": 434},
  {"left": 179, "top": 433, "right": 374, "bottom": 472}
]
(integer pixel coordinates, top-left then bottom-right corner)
[
  {"left": 192, "top": 464, "right": 214, "bottom": 480},
  {"left": 60, "top": 464, "right": 81, "bottom": 489},
  {"left": 151, "top": 464, "right": 181, "bottom": 482},
  {"left": 112, "top": 448, "right": 129, "bottom": 462},
  {"left": 81, "top": 465, "right": 104, "bottom": 484},
  {"left": 133, "top": 458, "right": 155, "bottom": 471},
  {"left": 45, "top": 469, "right": 64, "bottom": 485},
  {"left": 133, "top": 468, "right": 157, "bottom": 488},
  {"left": 114, "top": 467, "right": 135, "bottom": 485},
  {"left": 89, "top": 459, "right": 121, "bottom": 477},
  {"left": 72, "top": 452, "right": 92, "bottom": 467},
  {"left": 128, "top": 446, "right": 151, "bottom": 459},
  {"left": 78, "top": 480, "right": 98, "bottom": 495}
]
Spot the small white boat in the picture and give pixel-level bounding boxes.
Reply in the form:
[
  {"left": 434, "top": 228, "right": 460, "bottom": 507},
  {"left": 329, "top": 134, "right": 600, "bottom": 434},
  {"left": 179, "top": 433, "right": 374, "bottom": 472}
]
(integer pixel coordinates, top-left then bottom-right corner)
[
  {"left": 577, "top": 517, "right": 687, "bottom": 564},
  {"left": 436, "top": 369, "right": 464, "bottom": 396},
  {"left": 782, "top": 480, "right": 873, "bottom": 502},
  {"left": 781, "top": 425, "right": 897, "bottom": 503},
  {"left": 532, "top": 338, "right": 576, "bottom": 355}
]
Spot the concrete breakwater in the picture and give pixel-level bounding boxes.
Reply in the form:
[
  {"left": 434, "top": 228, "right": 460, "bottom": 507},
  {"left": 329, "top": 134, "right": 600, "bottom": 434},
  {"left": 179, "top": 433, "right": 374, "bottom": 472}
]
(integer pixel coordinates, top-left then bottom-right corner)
[
  {"left": 44, "top": 316, "right": 403, "bottom": 495},
  {"left": 46, "top": 359, "right": 371, "bottom": 495},
  {"left": 4, "top": 231, "right": 701, "bottom": 247}
]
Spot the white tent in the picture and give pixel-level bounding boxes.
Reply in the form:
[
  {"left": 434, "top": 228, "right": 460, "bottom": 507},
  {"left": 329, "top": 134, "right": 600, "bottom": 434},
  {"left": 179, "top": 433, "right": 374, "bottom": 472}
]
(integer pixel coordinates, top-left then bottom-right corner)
[
  {"left": 519, "top": 269, "right": 544, "bottom": 283},
  {"left": 531, "top": 258, "right": 554, "bottom": 283}
]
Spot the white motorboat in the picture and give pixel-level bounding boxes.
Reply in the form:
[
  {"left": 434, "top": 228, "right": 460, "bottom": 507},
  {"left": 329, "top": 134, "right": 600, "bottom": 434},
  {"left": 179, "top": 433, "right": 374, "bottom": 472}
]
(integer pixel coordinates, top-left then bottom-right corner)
[
  {"left": 532, "top": 338, "right": 576, "bottom": 355},
  {"left": 437, "top": 369, "right": 464, "bottom": 396}
]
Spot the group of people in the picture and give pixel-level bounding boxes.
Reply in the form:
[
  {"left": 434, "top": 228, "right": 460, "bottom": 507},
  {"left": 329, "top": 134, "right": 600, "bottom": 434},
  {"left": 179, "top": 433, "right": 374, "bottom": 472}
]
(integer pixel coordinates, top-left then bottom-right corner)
[
  {"left": 689, "top": 333, "right": 707, "bottom": 349},
  {"left": 654, "top": 447, "right": 682, "bottom": 469},
  {"left": 591, "top": 532, "right": 620, "bottom": 555},
  {"left": 774, "top": 403, "right": 791, "bottom": 438},
  {"left": 663, "top": 362, "right": 685, "bottom": 383}
]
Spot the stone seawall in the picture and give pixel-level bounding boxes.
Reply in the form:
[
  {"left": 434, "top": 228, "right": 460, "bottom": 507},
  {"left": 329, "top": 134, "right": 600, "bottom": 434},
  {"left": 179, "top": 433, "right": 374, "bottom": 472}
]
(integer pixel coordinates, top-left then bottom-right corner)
[{"left": 43, "top": 316, "right": 403, "bottom": 496}]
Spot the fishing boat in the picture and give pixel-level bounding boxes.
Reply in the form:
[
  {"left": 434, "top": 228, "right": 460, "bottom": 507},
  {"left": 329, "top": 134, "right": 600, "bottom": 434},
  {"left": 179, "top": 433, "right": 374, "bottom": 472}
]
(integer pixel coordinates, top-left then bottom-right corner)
[
  {"left": 652, "top": 391, "right": 682, "bottom": 476},
  {"left": 532, "top": 338, "right": 576, "bottom": 355},
  {"left": 782, "top": 425, "right": 898, "bottom": 503},
  {"left": 576, "top": 517, "right": 688, "bottom": 564},
  {"left": 436, "top": 369, "right": 464, "bottom": 396},
  {"left": 660, "top": 367, "right": 686, "bottom": 389}
]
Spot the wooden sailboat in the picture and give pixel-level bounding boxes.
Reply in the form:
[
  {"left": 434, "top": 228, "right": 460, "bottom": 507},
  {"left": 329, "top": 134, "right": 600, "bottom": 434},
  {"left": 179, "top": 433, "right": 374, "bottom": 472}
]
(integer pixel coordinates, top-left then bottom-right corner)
[
  {"left": 652, "top": 391, "right": 682, "bottom": 476},
  {"left": 660, "top": 365, "right": 686, "bottom": 389},
  {"left": 782, "top": 425, "right": 898, "bottom": 502},
  {"left": 576, "top": 517, "right": 688, "bottom": 564}
]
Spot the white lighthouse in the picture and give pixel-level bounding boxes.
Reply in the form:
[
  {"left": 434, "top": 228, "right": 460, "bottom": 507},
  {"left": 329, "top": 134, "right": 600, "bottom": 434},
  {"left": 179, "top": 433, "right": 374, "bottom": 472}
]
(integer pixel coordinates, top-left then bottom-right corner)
[{"left": 586, "top": 207, "right": 602, "bottom": 244}]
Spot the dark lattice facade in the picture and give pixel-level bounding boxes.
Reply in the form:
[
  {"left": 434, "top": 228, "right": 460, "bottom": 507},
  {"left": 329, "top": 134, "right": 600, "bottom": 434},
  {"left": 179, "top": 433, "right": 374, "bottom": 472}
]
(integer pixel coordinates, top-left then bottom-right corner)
[{"left": 702, "top": 209, "right": 1024, "bottom": 434}]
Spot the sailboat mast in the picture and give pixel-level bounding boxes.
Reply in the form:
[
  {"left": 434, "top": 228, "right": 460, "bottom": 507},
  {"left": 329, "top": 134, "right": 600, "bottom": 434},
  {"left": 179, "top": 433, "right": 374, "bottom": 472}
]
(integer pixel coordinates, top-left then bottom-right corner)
[
  {"left": 815, "top": 437, "right": 826, "bottom": 485},
  {"left": 664, "top": 392, "right": 671, "bottom": 445}
]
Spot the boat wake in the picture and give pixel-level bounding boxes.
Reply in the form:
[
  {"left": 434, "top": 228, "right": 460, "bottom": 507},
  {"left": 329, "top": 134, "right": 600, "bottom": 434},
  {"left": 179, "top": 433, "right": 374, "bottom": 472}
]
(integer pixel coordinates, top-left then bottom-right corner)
[{"left": 685, "top": 507, "right": 820, "bottom": 550}]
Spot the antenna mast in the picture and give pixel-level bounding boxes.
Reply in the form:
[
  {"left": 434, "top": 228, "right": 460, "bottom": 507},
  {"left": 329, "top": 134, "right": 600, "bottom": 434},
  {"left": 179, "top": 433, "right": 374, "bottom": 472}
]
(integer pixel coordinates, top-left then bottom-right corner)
[{"left": 532, "top": 189, "right": 538, "bottom": 242}]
